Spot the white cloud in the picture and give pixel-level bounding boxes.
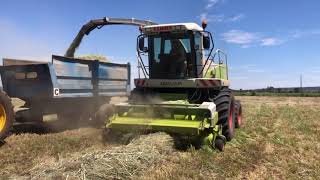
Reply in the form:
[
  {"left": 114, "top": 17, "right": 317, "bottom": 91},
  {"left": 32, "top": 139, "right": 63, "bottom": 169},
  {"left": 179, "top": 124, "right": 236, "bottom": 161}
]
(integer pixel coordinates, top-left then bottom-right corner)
[
  {"left": 223, "top": 28, "right": 320, "bottom": 48},
  {"left": 222, "top": 30, "right": 284, "bottom": 47},
  {"left": 222, "top": 30, "right": 259, "bottom": 45},
  {"left": 199, "top": 13, "right": 245, "bottom": 23},
  {"left": 290, "top": 29, "right": 320, "bottom": 39},
  {"left": 227, "top": 14, "right": 245, "bottom": 22},
  {"left": 199, "top": 13, "right": 208, "bottom": 21},
  {"left": 198, "top": 13, "right": 224, "bottom": 22},
  {"left": 260, "top": 38, "right": 284, "bottom": 46},
  {"left": 199, "top": 0, "right": 244, "bottom": 23},
  {"left": 241, "top": 44, "right": 251, "bottom": 48},
  {"left": 206, "top": 0, "right": 220, "bottom": 9},
  {"left": 207, "top": 14, "right": 225, "bottom": 22}
]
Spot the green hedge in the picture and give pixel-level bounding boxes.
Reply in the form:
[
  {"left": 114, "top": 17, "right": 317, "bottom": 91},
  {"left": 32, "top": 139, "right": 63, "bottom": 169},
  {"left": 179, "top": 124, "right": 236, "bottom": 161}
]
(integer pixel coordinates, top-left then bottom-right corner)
[{"left": 234, "top": 91, "right": 320, "bottom": 97}]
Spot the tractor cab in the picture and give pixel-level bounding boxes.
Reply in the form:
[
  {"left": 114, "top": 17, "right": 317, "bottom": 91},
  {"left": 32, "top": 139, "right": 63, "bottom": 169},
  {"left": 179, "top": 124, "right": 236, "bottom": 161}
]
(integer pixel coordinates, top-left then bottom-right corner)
[{"left": 137, "top": 22, "right": 213, "bottom": 79}]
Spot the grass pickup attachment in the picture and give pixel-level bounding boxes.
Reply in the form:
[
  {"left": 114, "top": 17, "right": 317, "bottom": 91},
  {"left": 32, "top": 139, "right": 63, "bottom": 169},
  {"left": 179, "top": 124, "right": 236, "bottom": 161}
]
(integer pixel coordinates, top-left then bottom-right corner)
[{"left": 106, "top": 101, "right": 226, "bottom": 151}]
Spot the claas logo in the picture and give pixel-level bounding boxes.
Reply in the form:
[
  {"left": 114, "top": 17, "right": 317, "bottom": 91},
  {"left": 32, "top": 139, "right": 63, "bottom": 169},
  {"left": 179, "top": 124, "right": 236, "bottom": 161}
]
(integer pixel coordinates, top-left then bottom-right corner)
[{"left": 145, "top": 25, "right": 185, "bottom": 33}]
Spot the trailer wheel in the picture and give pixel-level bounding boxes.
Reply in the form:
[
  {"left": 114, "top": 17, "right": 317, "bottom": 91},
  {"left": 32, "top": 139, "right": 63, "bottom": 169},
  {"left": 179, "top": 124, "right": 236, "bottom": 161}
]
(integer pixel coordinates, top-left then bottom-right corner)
[
  {"left": 234, "top": 100, "right": 242, "bottom": 128},
  {"left": 214, "top": 88, "right": 235, "bottom": 141},
  {"left": 15, "top": 109, "right": 43, "bottom": 123},
  {"left": 0, "top": 91, "right": 14, "bottom": 140}
]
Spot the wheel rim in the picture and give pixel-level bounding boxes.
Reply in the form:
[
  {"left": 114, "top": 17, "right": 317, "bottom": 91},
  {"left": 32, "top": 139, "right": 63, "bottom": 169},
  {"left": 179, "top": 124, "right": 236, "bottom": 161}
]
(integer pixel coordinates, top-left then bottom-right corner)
[
  {"left": 228, "top": 105, "right": 233, "bottom": 130},
  {"left": 0, "top": 104, "right": 6, "bottom": 132}
]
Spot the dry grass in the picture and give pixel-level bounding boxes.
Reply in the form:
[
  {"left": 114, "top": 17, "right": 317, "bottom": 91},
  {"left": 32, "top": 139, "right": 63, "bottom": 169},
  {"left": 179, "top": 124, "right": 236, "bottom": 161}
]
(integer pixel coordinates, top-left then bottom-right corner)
[
  {"left": 0, "top": 128, "right": 106, "bottom": 178},
  {"left": 10, "top": 133, "right": 174, "bottom": 180},
  {"left": 138, "top": 96, "right": 320, "bottom": 179},
  {"left": 0, "top": 96, "right": 319, "bottom": 179}
]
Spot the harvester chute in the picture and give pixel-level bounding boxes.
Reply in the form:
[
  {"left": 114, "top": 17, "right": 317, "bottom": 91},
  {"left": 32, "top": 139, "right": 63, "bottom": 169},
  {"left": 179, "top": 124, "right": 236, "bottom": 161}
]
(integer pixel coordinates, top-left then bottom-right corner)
[{"left": 65, "top": 17, "right": 157, "bottom": 57}]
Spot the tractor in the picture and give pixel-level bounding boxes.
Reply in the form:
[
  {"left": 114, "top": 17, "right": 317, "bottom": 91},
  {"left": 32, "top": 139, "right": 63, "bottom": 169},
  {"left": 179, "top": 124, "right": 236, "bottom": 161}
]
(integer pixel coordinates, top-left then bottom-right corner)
[{"left": 105, "top": 20, "right": 243, "bottom": 151}]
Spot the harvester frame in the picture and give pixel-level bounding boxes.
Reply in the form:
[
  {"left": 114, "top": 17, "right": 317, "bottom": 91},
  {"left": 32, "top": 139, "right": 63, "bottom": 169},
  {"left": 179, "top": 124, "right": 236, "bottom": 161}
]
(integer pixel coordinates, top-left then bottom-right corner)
[{"left": 105, "top": 20, "right": 243, "bottom": 150}]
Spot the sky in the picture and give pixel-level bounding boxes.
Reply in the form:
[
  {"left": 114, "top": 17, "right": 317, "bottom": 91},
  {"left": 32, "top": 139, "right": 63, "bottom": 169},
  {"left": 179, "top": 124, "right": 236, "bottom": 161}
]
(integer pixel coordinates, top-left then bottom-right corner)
[{"left": 1, "top": 0, "right": 320, "bottom": 89}]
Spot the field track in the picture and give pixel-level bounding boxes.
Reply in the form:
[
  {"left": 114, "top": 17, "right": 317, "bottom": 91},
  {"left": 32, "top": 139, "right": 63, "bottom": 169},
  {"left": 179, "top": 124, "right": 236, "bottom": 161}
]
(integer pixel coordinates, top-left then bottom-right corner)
[{"left": 0, "top": 96, "right": 319, "bottom": 179}]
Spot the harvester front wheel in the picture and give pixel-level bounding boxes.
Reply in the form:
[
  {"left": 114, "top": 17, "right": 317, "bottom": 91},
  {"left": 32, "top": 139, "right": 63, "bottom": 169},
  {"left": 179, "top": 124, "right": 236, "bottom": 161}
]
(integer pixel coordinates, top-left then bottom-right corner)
[
  {"left": 0, "top": 90, "right": 14, "bottom": 140},
  {"left": 214, "top": 88, "right": 235, "bottom": 141},
  {"left": 214, "top": 136, "right": 226, "bottom": 151},
  {"left": 234, "top": 100, "right": 242, "bottom": 128}
]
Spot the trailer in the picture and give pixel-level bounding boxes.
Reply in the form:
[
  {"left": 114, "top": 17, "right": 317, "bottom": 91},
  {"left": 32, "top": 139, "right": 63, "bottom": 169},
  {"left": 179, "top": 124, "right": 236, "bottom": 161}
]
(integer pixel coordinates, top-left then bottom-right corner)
[
  {"left": 0, "top": 17, "right": 157, "bottom": 140},
  {"left": 0, "top": 55, "right": 130, "bottom": 140}
]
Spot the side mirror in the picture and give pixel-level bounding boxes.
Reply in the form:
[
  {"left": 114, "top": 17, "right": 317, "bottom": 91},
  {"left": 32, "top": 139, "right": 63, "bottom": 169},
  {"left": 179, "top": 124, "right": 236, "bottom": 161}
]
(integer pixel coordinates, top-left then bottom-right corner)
[
  {"left": 138, "top": 37, "right": 148, "bottom": 52},
  {"left": 203, "top": 35, "right": 211, "bottom": 49}
]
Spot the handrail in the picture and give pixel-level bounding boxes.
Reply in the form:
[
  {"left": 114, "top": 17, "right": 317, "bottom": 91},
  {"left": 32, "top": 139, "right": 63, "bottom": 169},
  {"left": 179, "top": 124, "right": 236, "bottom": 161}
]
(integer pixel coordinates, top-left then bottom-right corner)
[
  {"left": 203, "top": 49, "right": 228, "bottom": 79},
  {"left": 217, "top": 49, "right": 228, "bottom": 80}
]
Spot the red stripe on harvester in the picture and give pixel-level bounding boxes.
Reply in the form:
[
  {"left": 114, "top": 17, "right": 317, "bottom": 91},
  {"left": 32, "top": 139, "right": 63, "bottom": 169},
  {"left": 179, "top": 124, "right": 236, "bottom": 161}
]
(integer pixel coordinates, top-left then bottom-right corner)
[
  {"left": 200, "top": 80, "right": 209, "bottom": 87},
  {"left": 208, "top": 80, "right": 217, "bottom": 86},
  {"left": 198, "top": 79, "right": 220, "bottom": 87}
]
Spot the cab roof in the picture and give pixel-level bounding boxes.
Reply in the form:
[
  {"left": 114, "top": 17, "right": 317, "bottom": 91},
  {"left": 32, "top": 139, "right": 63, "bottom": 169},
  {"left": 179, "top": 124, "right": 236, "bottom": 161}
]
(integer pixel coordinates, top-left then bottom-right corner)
[{"left": 142, "top": 23, "right": 203, "bottom": 34}]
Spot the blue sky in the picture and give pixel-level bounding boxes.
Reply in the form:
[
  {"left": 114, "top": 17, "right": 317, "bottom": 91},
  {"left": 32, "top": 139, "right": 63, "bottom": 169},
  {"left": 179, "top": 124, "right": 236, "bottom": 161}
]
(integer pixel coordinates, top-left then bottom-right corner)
[{"left": 1, "top": 0, "right": 320, "bottom": 89}]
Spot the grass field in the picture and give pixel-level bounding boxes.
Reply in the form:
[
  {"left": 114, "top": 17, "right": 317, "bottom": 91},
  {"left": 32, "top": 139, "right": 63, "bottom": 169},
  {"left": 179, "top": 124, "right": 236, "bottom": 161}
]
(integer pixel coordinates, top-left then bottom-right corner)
[{"left": 0, "top": 96, "right": 319, "bottom": 179}]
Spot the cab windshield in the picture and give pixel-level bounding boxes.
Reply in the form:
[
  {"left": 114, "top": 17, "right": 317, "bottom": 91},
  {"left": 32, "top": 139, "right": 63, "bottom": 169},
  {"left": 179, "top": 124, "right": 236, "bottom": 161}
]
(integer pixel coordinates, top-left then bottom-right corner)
[{"left": 148, "top": 32, "right": 195, "bottom": 79}]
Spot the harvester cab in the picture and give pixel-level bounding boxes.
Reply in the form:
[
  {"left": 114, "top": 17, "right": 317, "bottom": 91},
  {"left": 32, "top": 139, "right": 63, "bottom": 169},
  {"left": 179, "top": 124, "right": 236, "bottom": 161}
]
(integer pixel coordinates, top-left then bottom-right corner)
[
  {"left": 106, "top": 19, "right": 243, "bottom": 151},
  {"left": 137, "top": 22, "right": 217, "bottom": 79},
  {"left": 132, "top": 21, "right": 230, "bottom": 103}
]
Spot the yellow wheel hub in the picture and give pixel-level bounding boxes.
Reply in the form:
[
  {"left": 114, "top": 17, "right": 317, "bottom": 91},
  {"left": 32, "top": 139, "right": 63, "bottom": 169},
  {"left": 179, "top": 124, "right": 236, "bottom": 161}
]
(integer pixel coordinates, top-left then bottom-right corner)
[{"left": 0, "top": 104, "right": 6, "bottom": 132}]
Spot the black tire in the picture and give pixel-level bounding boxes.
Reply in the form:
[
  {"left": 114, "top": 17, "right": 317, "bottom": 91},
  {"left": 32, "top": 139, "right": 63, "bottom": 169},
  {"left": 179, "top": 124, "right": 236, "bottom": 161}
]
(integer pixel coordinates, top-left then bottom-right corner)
[
  {"left": 15, "top": 109, "right": 43, "bottom": 123},
  {"left": 214, "top": 88, "right": 235, "bottom": 141},
  {"left": 234, "top": 100, "right": 242, "bottom": 128},
  {"left": 0, "top": 90, "right": 14, "bottom": 140},
  {"left": 214, "top": 136, "right": 226, "bottom": 151}
]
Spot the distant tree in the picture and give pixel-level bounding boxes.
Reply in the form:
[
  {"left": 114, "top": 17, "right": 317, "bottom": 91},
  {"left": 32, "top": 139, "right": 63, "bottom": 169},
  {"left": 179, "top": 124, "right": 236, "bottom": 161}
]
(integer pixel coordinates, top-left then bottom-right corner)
[
  {"left": 250, "top": 91, "right": 256, "bottom": 96},
  {"left": 267, "top": 86, "right": 275, "bottom": 92},
  {"left": 294, "top": 88, "right": 300, "bottom": 93},
  {"left": 277, "top": 88, "right": 282, "bottom": 93}
]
